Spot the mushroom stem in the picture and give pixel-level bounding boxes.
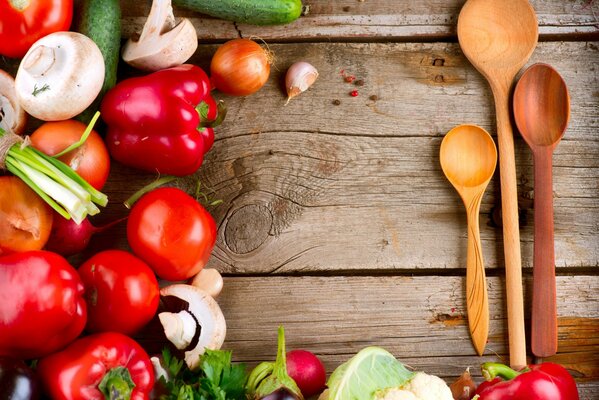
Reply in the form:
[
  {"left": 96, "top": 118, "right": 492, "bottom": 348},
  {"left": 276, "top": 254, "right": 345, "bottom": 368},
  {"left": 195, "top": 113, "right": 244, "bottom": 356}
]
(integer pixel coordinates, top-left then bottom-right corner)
[
  {"left": 139, "top": 0, "right": 176, "bottom": 42},
  {"left": 160, "top": 284, "right": 227, "bottom": 370},
  {"left": 22, "top": 45, "right": 56, "bottom": 77},
  {"left": 159, "top": 310, "right": 197, "bottom": 350},
  {"left": 122, "top": 0, "right": 197, "bottom": 71}
]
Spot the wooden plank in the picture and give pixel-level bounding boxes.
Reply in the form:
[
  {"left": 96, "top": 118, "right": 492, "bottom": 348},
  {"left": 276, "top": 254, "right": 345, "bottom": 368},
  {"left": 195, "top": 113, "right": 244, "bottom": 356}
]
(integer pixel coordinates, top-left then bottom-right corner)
[
  {"left": 81, "top": 41, "right": 599, "bottom": 273},
  {"left": 85, "top": 41, "right": 599, "bottom": 274},
  {"left": 137, "top": 275, "right": 599, "bottom": 383},
  {"left": 120, "top": 0, "right": 599, "bottom": 41}
]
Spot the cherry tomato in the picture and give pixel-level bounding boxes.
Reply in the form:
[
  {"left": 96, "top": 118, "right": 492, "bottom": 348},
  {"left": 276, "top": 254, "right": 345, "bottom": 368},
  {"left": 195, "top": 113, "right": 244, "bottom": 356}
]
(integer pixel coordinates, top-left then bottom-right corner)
[
  {"left": 78, "top": 250, "right": 159, "bottom": 336},
  {"left": 127, "top": 187, "right": 217, "bottom": 281},
  {"left": 30, "top": 119, "right": 110, "bottom": 190},
  {"left": 0, "top": 176, "right": 53, "bottom": 255}
]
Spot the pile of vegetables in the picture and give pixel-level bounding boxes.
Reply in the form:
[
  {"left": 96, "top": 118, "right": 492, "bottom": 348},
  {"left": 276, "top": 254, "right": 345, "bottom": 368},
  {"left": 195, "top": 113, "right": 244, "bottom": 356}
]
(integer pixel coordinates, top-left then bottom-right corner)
[{"left": 0, "top": 0, "right": 581, "bottom": 399}]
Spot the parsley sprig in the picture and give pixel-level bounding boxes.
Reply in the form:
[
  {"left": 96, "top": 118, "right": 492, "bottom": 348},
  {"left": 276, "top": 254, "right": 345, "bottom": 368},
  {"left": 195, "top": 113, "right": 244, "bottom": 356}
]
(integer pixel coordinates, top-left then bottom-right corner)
[{"left": 159, "top": 348, "right": 248, "bottom": 400}]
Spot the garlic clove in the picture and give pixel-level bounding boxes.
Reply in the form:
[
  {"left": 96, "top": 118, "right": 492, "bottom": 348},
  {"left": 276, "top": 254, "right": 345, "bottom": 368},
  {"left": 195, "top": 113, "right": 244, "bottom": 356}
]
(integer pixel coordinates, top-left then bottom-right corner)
[{"left": 285, "top": 61, "right": 318, "bottom": 104}]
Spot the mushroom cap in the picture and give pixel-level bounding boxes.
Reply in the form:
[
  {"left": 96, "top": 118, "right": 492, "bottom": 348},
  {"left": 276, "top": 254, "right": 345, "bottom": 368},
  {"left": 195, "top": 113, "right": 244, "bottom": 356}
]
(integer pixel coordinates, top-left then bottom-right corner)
[
  {"left": 122, "top": 18, "right": 197, "bottom": 72},
  {"left": 0, "top": 69, "right": 26, "bottom": 134},
  {"left": 15, "top": 31, "right": 105, "bottom": 121},
  {"left": 160, "top": 284, "right": 226, "bottom": 370}
]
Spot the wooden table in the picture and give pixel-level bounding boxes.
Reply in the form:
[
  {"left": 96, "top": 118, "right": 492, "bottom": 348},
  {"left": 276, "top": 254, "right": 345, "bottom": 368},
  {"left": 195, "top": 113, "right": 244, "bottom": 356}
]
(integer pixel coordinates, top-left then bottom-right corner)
[{"left": 6, "top": 0, "right": 599, "bottom": 397}]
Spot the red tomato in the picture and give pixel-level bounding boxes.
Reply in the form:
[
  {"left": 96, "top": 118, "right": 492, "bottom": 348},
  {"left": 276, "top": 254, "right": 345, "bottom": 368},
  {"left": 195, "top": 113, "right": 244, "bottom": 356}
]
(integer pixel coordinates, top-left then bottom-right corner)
[
  {"left": 30, "top": 119, "right": 110, "bottom": 190},
  {"left": 0, "top": 0, "right": 73, "bottom": 58},
  {"left": 0, "top": 176, "right": 53, "bottom": 255},
  {"left": 127, "top": 188, "right": 217, "bottom": 281},
  {"left": 78, "top": 250, "right": 159, "bottom": 336}
]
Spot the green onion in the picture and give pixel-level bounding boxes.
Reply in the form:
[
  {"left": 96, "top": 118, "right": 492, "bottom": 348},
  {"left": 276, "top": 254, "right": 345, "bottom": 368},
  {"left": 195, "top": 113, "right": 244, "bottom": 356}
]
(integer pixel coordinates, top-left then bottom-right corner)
[{"left": 0, "top": 112, "right": 108, "bottom": 224}]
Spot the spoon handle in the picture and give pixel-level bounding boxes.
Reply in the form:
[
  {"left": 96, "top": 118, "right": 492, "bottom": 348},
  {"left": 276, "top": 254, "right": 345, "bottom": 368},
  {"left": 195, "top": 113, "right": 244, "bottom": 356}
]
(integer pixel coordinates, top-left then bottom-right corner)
[
  {"left": 493, "top": 86, "right": 527, "bottom": 369},
  {"left": 531, "top": 149, "right": 558, "bottom": 357},
  {"left": 466, "top": 195, "right": 489, "bottom": 356}
]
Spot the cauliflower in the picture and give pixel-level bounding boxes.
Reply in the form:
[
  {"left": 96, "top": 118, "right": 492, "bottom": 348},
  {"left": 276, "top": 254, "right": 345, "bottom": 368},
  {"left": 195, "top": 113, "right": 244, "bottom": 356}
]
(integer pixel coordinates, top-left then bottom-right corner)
[
  {"left": 321, "top": 372, "right": 453, "bottom": 400},
  {"left": 401, "top": 372, "right": 454, "bottom": 400},
  {"left": 375, "top": 388, "right": 420, "bottom": 400},
  {"left": 374, "top": 372, "right": 453, "bottom": 400}
]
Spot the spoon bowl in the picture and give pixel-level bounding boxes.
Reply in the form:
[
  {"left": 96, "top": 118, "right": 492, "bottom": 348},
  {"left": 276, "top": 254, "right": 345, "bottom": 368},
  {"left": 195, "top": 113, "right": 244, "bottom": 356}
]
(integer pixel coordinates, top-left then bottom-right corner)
[
  {"left": 458, "top": 0, "right": 538, "bottom": 82},
  {"left": 440, "top": 124, "right": 497, "bottom": 356},
  {"left": 513, "top": 63, "right": 570, "bottom": 358},
  {"left": 514, "top": 63, "right": 570, "bottom": 148},
  {"left": 458, "top": 0, "right": 538, "bottom": 368},
  {"left": 441, "top": 125, "right": 497, "bottom": 189}
]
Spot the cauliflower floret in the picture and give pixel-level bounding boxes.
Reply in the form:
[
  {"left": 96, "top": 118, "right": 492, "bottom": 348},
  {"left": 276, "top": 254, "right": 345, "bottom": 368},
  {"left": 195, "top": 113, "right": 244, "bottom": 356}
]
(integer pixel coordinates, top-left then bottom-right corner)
[
  {"left": 402, "top": 372, "right": 453, "bottom": 400},
  {"left": 375, "top": 388, "right": 420, "bottom": 400}
]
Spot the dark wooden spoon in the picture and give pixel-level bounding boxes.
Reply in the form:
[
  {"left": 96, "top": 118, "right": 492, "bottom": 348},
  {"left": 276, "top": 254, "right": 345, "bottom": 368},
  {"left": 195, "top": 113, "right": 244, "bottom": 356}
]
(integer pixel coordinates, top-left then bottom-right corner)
[{"left": 513, "top": 63, "right": 570, "bottom": 358}]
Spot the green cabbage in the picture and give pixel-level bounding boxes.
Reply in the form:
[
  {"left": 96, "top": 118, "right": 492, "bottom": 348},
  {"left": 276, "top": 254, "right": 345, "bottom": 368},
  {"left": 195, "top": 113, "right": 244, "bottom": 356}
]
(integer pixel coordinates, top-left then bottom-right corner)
[{"left": 326, "top": 347, "right": 415, "bottom": 400}]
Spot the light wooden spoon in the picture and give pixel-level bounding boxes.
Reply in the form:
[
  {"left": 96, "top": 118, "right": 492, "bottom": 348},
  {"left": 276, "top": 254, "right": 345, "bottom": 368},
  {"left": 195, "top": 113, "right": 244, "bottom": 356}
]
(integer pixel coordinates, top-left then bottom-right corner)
[
  {"left": 440, "top": 124, "right": 497, "bottom": 356},
  {"left": 458, "top": 0, "right": 538, "bottom": 369},
  {"left": 514, "top": 63, "right": 570, "bottom": 358}
]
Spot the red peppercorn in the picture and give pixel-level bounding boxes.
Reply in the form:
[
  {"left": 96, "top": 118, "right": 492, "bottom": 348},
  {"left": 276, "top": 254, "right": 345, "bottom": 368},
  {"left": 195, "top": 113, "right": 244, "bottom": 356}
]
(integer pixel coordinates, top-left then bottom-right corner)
[{"left": 350, "top": 90, "right": 359, "bottom": 97}]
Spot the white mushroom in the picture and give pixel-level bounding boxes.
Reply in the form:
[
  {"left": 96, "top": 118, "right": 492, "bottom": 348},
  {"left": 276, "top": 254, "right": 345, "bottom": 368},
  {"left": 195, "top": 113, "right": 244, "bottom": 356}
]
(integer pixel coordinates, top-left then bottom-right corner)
[
  {"left": 122, "top": 0, "right": 197, "bottom": 71},
  {"left": 15, "top": 32, "right": 104, "bottom": 121},
  {"left": 190, "top": 268, "right": 224, "bottom": 298},
  {"left": 159, "top": 284, "right": 226, "bottom": 370},
  {"left": 0, "top": 70, "right": 26, "bottom": 135}
]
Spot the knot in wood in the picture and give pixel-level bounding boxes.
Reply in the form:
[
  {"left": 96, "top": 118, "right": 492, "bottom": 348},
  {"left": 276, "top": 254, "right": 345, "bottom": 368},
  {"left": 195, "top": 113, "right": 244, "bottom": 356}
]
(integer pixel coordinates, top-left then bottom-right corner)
[{"left": 225, "top": 204, "right": 273, "bottom": 254}]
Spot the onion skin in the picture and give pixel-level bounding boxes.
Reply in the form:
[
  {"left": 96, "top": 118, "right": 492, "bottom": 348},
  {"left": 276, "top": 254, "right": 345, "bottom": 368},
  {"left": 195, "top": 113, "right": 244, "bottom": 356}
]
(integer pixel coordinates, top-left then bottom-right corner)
[{"left": 210, "top": 39, "right": 271, "bottom": 96}]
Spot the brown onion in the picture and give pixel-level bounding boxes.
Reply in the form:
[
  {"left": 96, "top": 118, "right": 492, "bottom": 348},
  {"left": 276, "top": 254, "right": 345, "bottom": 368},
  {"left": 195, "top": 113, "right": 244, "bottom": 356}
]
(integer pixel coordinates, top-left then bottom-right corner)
[{"left": 210, "top": 38, "right": 272, "bottom": 96}]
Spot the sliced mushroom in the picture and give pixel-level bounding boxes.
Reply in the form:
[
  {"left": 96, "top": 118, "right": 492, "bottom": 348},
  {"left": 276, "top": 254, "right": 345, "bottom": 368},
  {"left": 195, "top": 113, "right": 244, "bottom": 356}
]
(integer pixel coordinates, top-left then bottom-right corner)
[
  {"left": 0, "top": 69, "right": 26, "bottom": 135},
  {"left": 15, "top": 32, "right": 104, "bottom": 121},
  {"left": 190, "top": 268, "right": 224, "bottom": 298},
  {"left": 159, "top": 284, "right": 226, "bottom": 370},
  {"left": 122, "top": 0, "right": 197, "bottom": 71}
]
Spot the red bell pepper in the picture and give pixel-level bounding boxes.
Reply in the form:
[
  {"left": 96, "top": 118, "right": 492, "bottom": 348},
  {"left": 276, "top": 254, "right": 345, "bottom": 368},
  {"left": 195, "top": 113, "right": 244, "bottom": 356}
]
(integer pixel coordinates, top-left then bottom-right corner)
[
  {"left": 38, "top": 332, "right": 154, "bottom": 400},
  {"left": 101, "top": 64, "right": 224, "bottom": 176},
  {"left": 0, "top": 250, "right": 86, "bottom": 359},
  {"left": 0, "top": 0, "right": 73, "bottom": 58},
  {"left": 475, "top": 362, "right": 579, "bottom": 400}
]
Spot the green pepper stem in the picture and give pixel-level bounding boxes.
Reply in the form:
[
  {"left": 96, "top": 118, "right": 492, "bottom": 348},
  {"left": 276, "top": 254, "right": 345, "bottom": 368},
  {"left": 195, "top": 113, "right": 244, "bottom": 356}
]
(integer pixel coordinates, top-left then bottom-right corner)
[
  {"left": 98, "top": 366, "right": 136, "bottom": 400},
  {"left": 481, "top": 362, "right": 523, "bottom": 381}
]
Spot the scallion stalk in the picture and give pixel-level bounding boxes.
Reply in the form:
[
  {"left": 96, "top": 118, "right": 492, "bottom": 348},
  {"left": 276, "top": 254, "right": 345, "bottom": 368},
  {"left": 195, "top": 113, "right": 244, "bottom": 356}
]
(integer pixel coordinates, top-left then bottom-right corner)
[{"left": 0, "top": 112, "right": 108, "bottom": 224}]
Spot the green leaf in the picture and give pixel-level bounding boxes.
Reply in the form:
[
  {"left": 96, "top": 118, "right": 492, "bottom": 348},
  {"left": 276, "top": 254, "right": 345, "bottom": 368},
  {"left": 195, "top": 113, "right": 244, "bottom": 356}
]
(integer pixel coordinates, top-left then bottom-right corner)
[
  {"left": 221, "top": 363, "right": 248, "bottom": 399},
  {"left": 326, "top": 347, "right": 414, "bottom": 400}
]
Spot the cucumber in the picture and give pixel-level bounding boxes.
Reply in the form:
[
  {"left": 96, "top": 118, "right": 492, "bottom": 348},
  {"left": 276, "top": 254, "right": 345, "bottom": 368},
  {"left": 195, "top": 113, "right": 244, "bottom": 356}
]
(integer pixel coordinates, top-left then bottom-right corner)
[
  {"left": 173, "top": 0, "right": 302, "bottom": 26},
  {"left": 74, "top": 0, "right": 121, "bottom": 123}
]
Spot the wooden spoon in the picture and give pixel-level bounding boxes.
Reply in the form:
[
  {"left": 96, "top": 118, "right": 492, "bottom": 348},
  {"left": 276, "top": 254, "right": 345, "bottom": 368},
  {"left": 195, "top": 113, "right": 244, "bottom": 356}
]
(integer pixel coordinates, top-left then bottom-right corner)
[
  {"left": 513, "top": 63, "right": 570, "bottom": 358},
  {"left": 440, "top": 124, "right": 497, "bottom": 356},
  {"left": 458, "top": 0, "right": 538, "bottom": 369}
]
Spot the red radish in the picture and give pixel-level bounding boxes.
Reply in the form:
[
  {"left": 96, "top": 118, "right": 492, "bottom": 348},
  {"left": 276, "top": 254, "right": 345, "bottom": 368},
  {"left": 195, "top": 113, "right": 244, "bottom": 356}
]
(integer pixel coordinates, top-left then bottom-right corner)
[
  {"left": 44, "top": 213, "right": 126, "bottom": 256},
  {"left": 286, "top": 350, "right": 326, "bottom": 398}
]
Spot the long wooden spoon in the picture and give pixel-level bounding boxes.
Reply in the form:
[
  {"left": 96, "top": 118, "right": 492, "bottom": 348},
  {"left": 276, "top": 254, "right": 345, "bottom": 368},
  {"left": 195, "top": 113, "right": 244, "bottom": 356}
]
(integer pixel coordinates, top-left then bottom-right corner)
[
  {"left": 458, "top": 0, "right": 538, "bottom": 369},
  {"left": 513, "top": 63, "right": 570, "bottom": 358},
  {"left": 440, "top": 125, "right": 497, "bottom": 356}
]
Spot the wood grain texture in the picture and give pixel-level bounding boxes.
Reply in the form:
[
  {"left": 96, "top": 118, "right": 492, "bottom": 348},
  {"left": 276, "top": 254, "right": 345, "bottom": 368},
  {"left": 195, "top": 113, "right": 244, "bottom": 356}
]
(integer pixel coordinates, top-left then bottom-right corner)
[
  {"left": 85, "top": 41, "right": 598, "bottom": 274},
  {"left": 119, "top": 0, "right": 599, "bottom": 41},
  {"left": 137, "top": 276, "right": 599, "bottom": 380}
]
